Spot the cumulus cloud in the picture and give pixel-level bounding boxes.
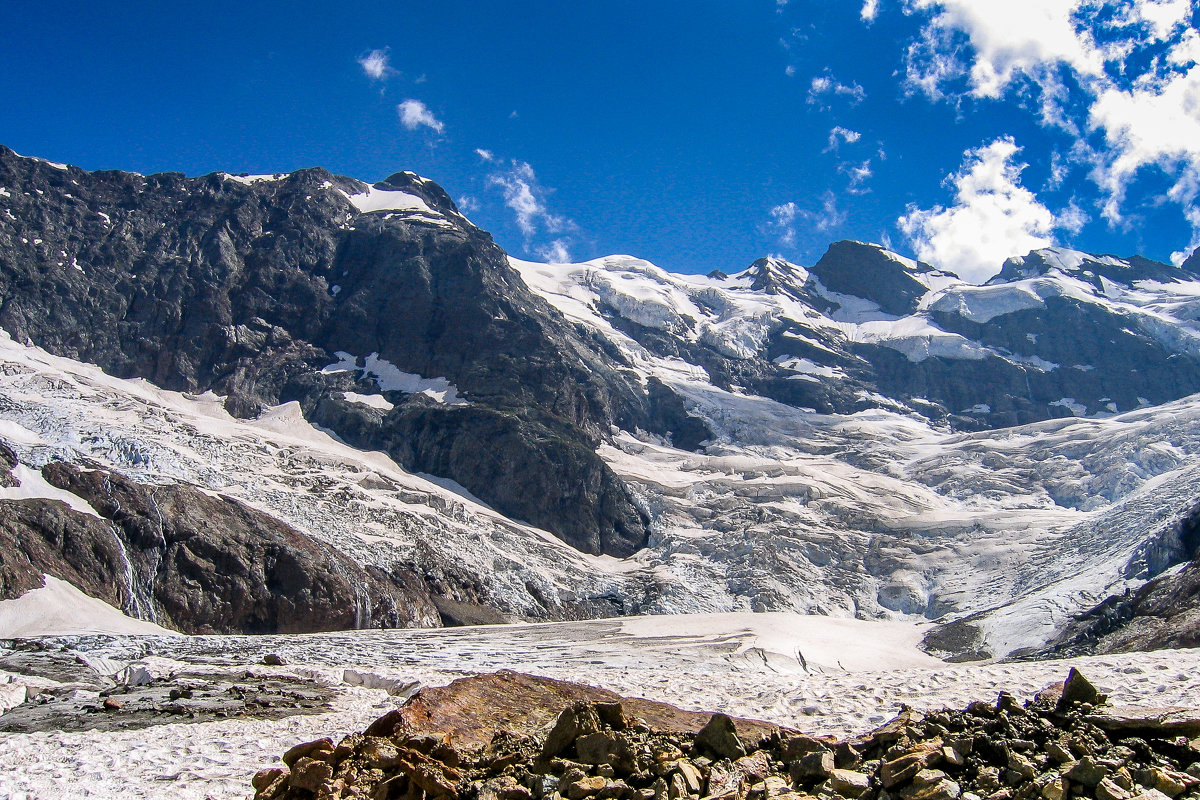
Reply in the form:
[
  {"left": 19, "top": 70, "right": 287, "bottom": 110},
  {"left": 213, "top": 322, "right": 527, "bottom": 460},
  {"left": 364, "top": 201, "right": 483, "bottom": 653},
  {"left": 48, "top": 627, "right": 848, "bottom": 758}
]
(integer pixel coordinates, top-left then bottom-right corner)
[
  {"left": 904, "top": 0, "right": 1104, "bottom": 99},
  {"left": 397, "top": 99, "right": 445, "bottom": 134},
  {"left": 1088, "top": 43, "right": 1200, "bottom": 223},
  {"left": 358, "top": 49, "right": 395, "bottom": 81},
  {"left": 861, "top": 0, "right": 880, "bottom": 23},
  {"left": 897, "top": 137, "right": 1075, "bottom": 282},
  {"left": 902, "top": 0, "right": 1200, "bottom": 255},
  {"left": 826, "top": 126, "right": 862, "bottom": 152},
  {"left": 807, "top": 71, "right": 867, "bottom": 106}
]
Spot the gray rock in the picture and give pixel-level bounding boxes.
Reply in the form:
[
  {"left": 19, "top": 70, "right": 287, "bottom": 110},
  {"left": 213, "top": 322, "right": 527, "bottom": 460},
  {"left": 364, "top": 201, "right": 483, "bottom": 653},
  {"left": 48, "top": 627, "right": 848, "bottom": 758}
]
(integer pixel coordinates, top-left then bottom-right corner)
[{"left": 695, "top": 714, "right": 746, "bottom": 761}]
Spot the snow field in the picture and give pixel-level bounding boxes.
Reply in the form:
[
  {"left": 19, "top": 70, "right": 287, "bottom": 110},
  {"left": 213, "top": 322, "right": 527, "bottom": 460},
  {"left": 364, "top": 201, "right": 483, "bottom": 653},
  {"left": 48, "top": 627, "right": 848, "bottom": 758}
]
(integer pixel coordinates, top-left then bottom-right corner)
[{"left": 1, "top": 615, "right": 1198, "bottom": 800}]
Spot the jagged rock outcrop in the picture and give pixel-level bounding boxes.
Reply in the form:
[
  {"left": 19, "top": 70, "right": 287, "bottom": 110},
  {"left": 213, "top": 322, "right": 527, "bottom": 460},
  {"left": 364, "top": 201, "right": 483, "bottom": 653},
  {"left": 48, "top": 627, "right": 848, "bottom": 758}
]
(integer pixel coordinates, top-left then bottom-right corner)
[
  {"left": 0, "top": 147, "right": 653, "bottom": 556},
  {"left": 0, "top": 453, "right": 440, "bottom": 633}
]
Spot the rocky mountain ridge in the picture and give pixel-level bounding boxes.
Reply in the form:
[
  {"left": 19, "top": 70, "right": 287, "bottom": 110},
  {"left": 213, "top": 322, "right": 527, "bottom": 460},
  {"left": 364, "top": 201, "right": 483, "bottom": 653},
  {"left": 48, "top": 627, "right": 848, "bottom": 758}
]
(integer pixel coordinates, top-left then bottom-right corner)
[{"left": 3, "top": 146, "right": 1200, "bottom": 655}]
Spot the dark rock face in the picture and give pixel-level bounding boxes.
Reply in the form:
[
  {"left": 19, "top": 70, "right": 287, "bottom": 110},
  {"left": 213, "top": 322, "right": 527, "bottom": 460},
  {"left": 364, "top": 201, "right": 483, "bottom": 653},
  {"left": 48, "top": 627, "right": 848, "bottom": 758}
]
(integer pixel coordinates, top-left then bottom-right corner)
[
  {"left": 1044, "top": 504, "right": 1200, "bottom": 655},
  {"left": 0, "top": 454, "right": 440, "bottom": 633},
  {"left": 0, "top": 147, "right": 652, "bottom": 556},
  {"left": 39, "top": 461, "right": 441, "bottom": 633},
  {"left": 809, "top": 240, "right": 948, "bottom": 317},
  {"left": 0, "top": 497, "right": 129, "bottom": 607}
]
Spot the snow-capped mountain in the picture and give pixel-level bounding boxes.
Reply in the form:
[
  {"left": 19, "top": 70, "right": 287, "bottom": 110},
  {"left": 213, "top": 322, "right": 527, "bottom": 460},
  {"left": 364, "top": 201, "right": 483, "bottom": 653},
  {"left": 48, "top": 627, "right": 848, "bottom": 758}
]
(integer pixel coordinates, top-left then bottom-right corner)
[{"left": 2, "top": 145, "right": 1200, "bottom": 658}]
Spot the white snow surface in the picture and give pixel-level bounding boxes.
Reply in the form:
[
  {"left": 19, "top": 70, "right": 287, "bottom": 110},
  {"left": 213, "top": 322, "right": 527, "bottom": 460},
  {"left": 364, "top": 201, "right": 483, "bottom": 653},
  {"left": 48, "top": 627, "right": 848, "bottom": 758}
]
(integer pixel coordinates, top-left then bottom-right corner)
[
  {"left": 0, "top": 576, "right": 177, "bottom": 638},
  {"left": 1, "top": 619, "right": 1198, "bottom": 800},
  {"left": 321, "top": 351, "right": 467, "bottom": 404},
  {"left": 343, "top": 185, "right": 435, "bottom": 215}
]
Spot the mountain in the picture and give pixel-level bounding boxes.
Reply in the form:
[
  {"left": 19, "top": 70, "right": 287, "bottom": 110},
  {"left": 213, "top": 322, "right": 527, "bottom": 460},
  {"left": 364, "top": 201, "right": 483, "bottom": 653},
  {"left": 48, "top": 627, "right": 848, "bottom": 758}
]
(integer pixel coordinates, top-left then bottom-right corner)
[{"left": 3, "top": 146, "right": 1200, "bottom": 656}]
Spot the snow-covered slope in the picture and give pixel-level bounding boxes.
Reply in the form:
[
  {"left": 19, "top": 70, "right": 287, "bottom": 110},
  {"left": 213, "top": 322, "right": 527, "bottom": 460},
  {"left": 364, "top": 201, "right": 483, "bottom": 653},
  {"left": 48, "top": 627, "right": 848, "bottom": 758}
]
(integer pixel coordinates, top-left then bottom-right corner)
[
  {"left": 507, "top": 245, "right": 1200, "bottom": 655},
  {"left": 3, "top": 317, "right": 1199, "bottom": 656},
  {"left": 5, "top": 146, "right": 1200, "bottom": 658}
]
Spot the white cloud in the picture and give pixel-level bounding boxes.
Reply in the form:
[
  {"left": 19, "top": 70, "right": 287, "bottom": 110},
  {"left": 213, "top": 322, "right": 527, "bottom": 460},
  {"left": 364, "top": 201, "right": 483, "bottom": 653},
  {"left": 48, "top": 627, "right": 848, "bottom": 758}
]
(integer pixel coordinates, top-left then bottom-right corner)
[
  {"left": 826, "top": 126, "right": 862, "bottom": 152},
  {"left": 902, "top": 0, "right": 1200, "bottom": 254},
  {"left": 488, "top": 160, "right": 573, "bottom": 239},
  {"left": 903, "top": 0, "right": 1105, "bottom": 100},
  {"left": 768, "top": 202, "right": 800, "bottom": 247},
  {"left": 397, "top": 99, "right": 445, "bottom": 134},
  {"left": 814, "top": 192, "right": 847, "bottom": 231},
  {"left": 1173, "top": 207, "right": 1200, "bottom": 266},
  {"left": 898, "top": 137, "right": 1072, "bottom": 282},
  {"left": 475, "top": 148, "right": 495, "bottom": 162},
  {"left": 457, "top": 195, "right": 480, "bottom": 214},
  {"left": 861, "top": 0, "right": 880, "bottom": 23},
  {"left": 1088, "top": 48, "right": 1200, "bottom": 223},
  {"left": 767, "top": 193, "right": 846, "bottom": 248},
  {"left": 807, "top": 71, "right": 867, "bottom": 106},
  {"left": 842, "top": 159, "right": 874, "bottom": 193},
  {"left": 785, "top": 65, "right": 797, "bottom": 77},
  {"left": 358, "top": 49, "right": 394, "bottom": 81},
  {"left": 535, "top": 239, "right": 573, "bottom": 263}
]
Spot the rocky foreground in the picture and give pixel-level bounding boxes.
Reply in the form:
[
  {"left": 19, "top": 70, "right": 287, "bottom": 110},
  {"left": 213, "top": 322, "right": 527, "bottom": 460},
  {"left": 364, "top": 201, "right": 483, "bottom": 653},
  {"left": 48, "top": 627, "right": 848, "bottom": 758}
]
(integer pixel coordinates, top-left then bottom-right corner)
[{"left": 253, "top": 671, "right": 1200, "bottom": 800}]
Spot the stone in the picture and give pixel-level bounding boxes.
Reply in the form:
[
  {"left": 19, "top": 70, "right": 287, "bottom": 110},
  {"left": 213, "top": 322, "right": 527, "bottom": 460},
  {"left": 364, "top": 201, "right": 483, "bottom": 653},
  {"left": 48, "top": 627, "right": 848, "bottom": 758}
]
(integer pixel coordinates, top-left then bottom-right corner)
[
  {"left": 1008, "top": 754, "right": 1038, "bottom": 782},
  {"left": 734, "top": 752, "right": 774, "bottom": 786},
  {"left": 903, "top": 779, "right": 962, "bottom": 800},
  {"left": 1146, "top": 769, "right": 1190, "bottom": 797},
  {"left": 102, "top": 697, "right": 121, "bottom": 711},
  {"left": 263, "top": 654, "right": 286, "bottom": 666},
  {"left": 254, "top": 768, "right": 288, "bottom": 792},
  {"left": 1058, "top": 670, "right": 1104, "bottom": 711},
  {"left": 289, "top": 757, "right": 334, "bottom": 793},
  {"left": 695, "top": 715, "right": 746, "bottom": 761},
  {"left": 1046, "top": 744, "right": 1073, "bottom": 765},
  {"left": 1039, "top": 778, "right": 1067, "bottom": 800},
  {"left": 284, "top": 738, "right": 335, "bottom": 768},
  {"left": 1085, "top": 709, "right": 1200, "bottom": 738},
  {"left": 568, "top": 778, "right": 610, "bottom": 800},
  {"left": 793, "top": 751, "right": 836, "bottom": 782},
  {"left": 596, "top": 703, "right": 629, "bottom": 731},
  {"left": 675, "top": 762, "right": 703, "bottom": 795},
  {"left": 829, "top": 769, "right": 871, "bottom": 798},
  {"left": 577, "top": 732, "right": 628, "bottom": 767},
  {"left": 781, "top": 736, "right": 836, "bottom": 761},
  {"left": 1097, "top": 777, "right": 1133, "bottom": 800},
  {"left": 1066, "top": 758, "right": 1109, "bottom": 788},
  {"left": 914, "top": 771, "right": 948, "bottom": 788},
  {"left": 883, "top": 749, "right": 945, "bottom": 788}
]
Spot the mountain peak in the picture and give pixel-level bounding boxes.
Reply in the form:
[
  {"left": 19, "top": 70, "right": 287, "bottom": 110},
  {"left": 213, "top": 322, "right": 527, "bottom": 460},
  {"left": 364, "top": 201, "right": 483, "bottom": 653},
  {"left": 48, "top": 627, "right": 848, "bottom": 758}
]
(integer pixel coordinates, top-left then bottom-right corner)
[
  {"left": 991, "top": 246, "right": 1191, "bottom": 289},
  {"left": 744, "top": 256, "right": 809, "bottom": 297},
  {"left": 809, "top": 240, "right": 950, "bottom": 317}
]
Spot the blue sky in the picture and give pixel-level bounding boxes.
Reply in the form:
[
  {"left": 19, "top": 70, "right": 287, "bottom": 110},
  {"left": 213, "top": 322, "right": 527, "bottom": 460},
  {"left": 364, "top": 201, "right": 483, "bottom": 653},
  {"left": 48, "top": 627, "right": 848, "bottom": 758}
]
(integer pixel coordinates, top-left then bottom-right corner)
[{"left": 2, "top": 1, "right": 1198, "bottom": 281}]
